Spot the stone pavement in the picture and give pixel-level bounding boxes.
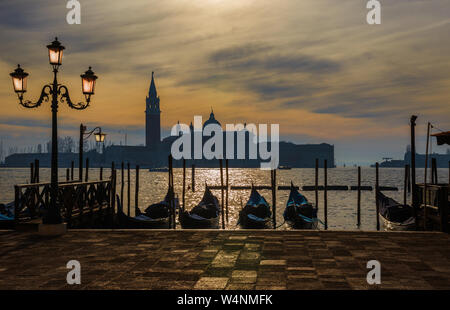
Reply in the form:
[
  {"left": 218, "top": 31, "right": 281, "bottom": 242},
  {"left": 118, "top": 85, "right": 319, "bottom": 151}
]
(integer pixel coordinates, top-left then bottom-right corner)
[{"left": 0, "top": 230, "right": 449, "bottom": 290}]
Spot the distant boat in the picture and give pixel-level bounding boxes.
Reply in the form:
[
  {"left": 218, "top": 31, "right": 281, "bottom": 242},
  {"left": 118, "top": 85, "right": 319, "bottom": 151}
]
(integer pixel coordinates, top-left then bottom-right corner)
[
  {"left": 179, "top": 187, "right": 220, "bottom": 229},
  {"left": 283, "top": 183, "right": 318, "bottom": 229},
  {"left": 238, "top": 187, "right": 272, "bottom": 229},
  {"left": 376, "top": 191, "right": 415, "bottom": 230},
  {"left": 149, "top": 167, "right": 169, "bottom": 172},
  {"left": 278, "top": 165, "right": 292, "bottom": 170}
]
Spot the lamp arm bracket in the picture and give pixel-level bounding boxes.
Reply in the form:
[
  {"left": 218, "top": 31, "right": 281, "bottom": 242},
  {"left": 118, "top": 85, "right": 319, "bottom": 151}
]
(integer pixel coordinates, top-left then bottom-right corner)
[
  {"left": 19, "top": 85, "right": 52, "bottom": 108},
  {"left": 58, "top": 85, "right": 90, "bottom": 110}
]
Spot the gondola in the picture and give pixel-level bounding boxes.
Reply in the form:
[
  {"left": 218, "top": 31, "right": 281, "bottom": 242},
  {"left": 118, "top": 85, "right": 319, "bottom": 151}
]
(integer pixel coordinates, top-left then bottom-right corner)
[
  {"left": 116, "top": 193, "right": 173, "bottom": 229},
  {"left": 283, "top": 183, "right": 318, "bottom": 229},
  {"left": 179, "top": 187, "right": 220, "bottom": 229},
  {"left": 238, "top": 187, "right": 272, "bottom": 229},
  {"left": 0, "top": 202, "right": 14, "bottom": 220},
  {"left": 377, "top": 191, "right": 415, "bottom": 230}
]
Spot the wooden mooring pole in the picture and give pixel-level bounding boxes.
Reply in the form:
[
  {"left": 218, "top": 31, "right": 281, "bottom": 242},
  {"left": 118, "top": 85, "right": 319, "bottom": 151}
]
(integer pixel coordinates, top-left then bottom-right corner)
[
  {"left": 168, "top": 155, "right": 175, "bottom": 229},
  {"left": 431, "top": 158, "right": 437, "bottom": 184},
  {"left": 121, "top": 162, "right": 125, "bottom": 207},
  {"left": 404, "top": 164, "right": 409, "bottom": 206},
  {"left": 135, "top": 165, "right": 140, "bottom": 212},
  {"left": 30, "top": 162, "right": 34, "bottom": 183},
  {"left": 357, "top": 166, "right": 361, "bottom": 226},
  {"left": 324, "top": 159, "right": 328, "bottom": 230},
  {"left": 100, "top": 166, "right": 103, "bottom": 180},
  {"left": 191, "top": 164, "right": 195, "bottom": 192},
  {"left": 85, "top": 158, "right": 89, "bottom": 182},
  {"left": 34, "top": 159, "right": 39, "bottom": 183},
  {"left": 66, "top": 168, "right": 70, "bottom": 181},
  {"left": 375, "top": 162, "right": 380, "bottom": 231},
  {"left": 271, "top": 169, "right": 277, "bottom": 229},
  {"left": 220, "top": 159, "right": 225, "bottom": 229},
  {"left": 127, "top": 162, "right": 131, "bottom": 217},
  {"left": 315, "top": 158, "right": 319, "bottom": 210},
  {"left": 225, "top": 159, "right": 229, "bottom": 224},
  {"left": 71, "top": 161, "right": 74, "bottom": 181},
  {"left": 182, "top": 159, "right": 186, "bottom": 211}
]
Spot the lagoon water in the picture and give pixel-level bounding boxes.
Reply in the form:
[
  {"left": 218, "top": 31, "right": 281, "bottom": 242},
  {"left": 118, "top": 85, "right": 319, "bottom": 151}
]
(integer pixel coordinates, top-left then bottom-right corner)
[{"left": 0, "top": 167, "right": 447, "bottom": 231}]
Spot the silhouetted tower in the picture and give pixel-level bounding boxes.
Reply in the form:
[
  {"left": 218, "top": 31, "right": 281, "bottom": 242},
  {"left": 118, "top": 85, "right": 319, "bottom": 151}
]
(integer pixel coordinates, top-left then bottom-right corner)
[{"left": 145, "top": 72, "right": 161, "bottom": 148}]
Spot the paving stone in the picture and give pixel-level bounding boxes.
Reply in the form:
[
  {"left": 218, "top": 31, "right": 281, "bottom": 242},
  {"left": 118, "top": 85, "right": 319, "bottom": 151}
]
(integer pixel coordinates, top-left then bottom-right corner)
[{"left": 0, "top": 230, "right": 448, "bottom": 290}]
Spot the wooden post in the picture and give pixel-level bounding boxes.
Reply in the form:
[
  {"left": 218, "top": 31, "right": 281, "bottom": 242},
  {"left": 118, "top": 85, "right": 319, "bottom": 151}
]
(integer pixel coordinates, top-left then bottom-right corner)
[
  {"left": 66, "top": 168, "right": 70, "bottom": 181},
  {"left": 410, "top": 116, "right": 417, "bottom": 213},
  {"left": 357, "top": 166, "right": 361, "bottom": 226},
  {"left": 431, "top": 158, "right": 438, "bottom": 184},
  {"left": 135, "top": 165, "right": 140, "bottom": 212},
  {"left": 439, "top": 186, "right": 448, "bottom": 233},
  {"left": 324, "top": 159, "right": 328, "bottom": 230},
  {"left": 121, "top": 162, "right": 124, "bottom": 207},
  {"left": 375, "top": 162, "right": 380, "bottom": 231},
  {"left": 182, "top": 159, "right": 186, "bottom": 211},
  {"left": 30, "top": 162, "right": 34, "bottom": 183},
  {"left": 71, "top": 161, "right": 74, "bottom": 181},
  {"left": 191, "top": 164, "right": 195, "bottom": 192},
  {"left": 423, "top": 122, "right": 431, "bottom": 231},
  {"left": 404, "top": 165, "right": 408, "bottom": 206},
  {"left": 34, "top": 159, "right": 39, "bottom": 183},
  {"left": 220, "top": 159, "right": 225, "bottom": 229},
  {"left": 407, "top": 163, "right": 411, "bottom": 193},
  {"left": 225, "top": 159, "right": 229, "bottom": 223},
  {"left": 110, "top": 162, "right": 115, "bottom": 224},
  {"left": 315, "top": 158, "right": 319, "bottom": 211},
  {"left": 85, "top": 158, "right": 89, "bottom": 182},
  {"left": 100, "top": 166, "right": 103, "bottom": 180},
  {"left": 168, "top": 155, "right": 175, "bottom": 229},
  {"left": 271, "top": 169, "right": 277, "bottom": 229},
  {"left": 127, "top": 162, "right": 131, "bottom": 217}
]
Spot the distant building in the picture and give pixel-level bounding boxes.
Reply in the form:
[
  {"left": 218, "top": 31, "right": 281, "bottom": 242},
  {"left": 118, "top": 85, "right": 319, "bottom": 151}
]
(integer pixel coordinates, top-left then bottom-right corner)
[
  {"left": 4, "top": 72, "right": 335, "bottom": 168},
  {"left": 145, "top": 72, "right": 161, "bottom": 149}
]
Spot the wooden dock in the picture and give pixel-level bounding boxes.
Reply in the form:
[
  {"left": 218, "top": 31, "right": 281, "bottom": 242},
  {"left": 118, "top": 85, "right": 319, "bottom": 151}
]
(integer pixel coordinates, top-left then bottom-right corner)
[{"left": 0, "top": 230, "right": 449, "bottom": 290}]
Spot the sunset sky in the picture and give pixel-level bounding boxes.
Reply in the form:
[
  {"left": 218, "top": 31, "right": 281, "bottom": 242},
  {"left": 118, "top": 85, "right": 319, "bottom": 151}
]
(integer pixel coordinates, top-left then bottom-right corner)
[{"left": 0, "top": 0, "right": 449, "bottom": 165}]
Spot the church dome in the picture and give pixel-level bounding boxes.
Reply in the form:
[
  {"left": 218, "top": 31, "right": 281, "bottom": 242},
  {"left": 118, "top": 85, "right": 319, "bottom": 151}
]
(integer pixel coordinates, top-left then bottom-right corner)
[{"left": 203, "top": 109, "right": 221, "bottom": 129}]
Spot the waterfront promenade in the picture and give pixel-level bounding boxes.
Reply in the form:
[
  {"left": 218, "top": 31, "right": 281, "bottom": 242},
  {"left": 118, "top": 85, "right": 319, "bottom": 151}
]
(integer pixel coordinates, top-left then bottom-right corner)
[{"left": 0, "top": 230, "right": 449, "bottom": 290}]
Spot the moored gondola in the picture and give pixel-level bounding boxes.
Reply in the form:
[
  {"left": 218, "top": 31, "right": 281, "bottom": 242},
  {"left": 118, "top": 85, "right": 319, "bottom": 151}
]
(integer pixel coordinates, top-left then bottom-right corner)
[
  {"left": 179, "top": 186, "right": 220, "bottom": 229},
  {"left": 238, "top": 187, "right": 272, "bottom": 229},
  {"left": 377, "top": 190, "right": 415, "bottom": 230},
  {"left": 116, "top": 192, "right": 173, "bottom": 229},
  {"left": 283, "top": 183, "right": 318, "bottom": 229}
]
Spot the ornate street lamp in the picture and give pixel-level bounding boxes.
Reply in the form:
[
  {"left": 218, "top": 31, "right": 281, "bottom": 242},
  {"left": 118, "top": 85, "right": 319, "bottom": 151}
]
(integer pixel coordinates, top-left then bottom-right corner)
[
  {"left": 79, "top": 124, "right": 106, "bottom": 181},
  {"left": 10, "top": 37, "right": 98, "bottom": 228}
]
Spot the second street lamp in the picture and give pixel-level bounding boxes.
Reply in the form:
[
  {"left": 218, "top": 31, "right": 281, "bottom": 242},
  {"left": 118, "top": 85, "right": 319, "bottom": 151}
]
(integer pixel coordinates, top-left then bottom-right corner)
[
  {"left": 79, "top": 125, "right": 106, "bottom": 181},
  {"left": 10, "top": 37, "right": 98, "bottom": 227}
]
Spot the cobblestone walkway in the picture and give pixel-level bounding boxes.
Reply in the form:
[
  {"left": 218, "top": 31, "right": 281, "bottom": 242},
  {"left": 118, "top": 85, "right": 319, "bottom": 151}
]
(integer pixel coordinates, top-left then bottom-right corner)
[{"left": 0, "top": 230, "right": 449, "bottom": 290}]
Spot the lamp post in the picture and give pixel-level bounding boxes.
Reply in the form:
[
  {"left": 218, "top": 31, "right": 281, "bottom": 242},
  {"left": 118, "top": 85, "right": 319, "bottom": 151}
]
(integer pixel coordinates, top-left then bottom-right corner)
[
  {"left": 79, "top": 124, "right": 106, "bottom": 181},
  {"left": 10, "top": 38, "right": 98, "bottom": 227}
]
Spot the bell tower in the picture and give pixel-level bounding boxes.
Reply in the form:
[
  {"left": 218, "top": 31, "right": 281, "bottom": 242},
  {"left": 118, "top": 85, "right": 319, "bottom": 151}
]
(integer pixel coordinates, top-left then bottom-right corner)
[{"left": 145, "top": 72, "right": 161, "bottom": 148}]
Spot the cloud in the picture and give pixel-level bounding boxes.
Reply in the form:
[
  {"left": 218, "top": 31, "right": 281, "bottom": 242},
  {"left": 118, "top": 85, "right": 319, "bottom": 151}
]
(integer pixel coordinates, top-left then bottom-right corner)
[{"left": 0, "top": 0, "right": 450, "bottom": 163}]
